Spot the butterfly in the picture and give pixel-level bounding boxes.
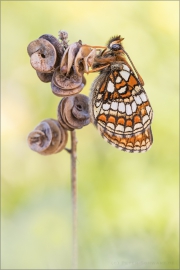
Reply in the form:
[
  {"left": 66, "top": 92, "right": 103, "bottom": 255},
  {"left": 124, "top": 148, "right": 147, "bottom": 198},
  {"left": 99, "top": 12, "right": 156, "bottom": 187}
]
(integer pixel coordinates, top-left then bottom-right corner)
[{"left": 89, "top": 36, "right": 153, "bottom": 153}]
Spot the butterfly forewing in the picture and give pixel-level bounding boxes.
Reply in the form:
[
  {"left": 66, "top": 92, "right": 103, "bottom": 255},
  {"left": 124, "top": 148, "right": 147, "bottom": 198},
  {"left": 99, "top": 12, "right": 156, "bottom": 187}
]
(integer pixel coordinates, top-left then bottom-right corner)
[{"left": 90, "top": 61, "right": 153, "bottom": 152}]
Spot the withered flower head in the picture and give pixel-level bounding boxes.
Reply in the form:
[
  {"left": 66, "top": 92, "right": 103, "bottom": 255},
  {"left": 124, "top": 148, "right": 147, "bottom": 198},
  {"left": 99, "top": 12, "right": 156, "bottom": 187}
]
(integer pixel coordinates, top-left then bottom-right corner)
[
  {"left": 51, "top": 66, "right": 85, "bottom": 97},
  {"left": 27, "top": 119, "right": 68, "bottom": 155},
  {"left": 27, "top": 38, "right": 57, "bottom": 73},
  {"left": 57, "top": 94, "right": 90, "bottom": 130},
  {"left": 74, "top": 45, "right": 96, "bottom": 75},
  {"left": 60, "top": 41, "right": 82, "bottom": 75},
  {"left": 39, "top": 34, "right": 65, "bottom": 66}
]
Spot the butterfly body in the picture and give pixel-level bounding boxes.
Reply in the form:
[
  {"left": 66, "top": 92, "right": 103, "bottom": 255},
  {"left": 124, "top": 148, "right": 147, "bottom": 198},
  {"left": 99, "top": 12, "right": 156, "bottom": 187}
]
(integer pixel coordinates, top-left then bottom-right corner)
[{"left": 90, "top": 38, "right": 153, "bottom": 153}]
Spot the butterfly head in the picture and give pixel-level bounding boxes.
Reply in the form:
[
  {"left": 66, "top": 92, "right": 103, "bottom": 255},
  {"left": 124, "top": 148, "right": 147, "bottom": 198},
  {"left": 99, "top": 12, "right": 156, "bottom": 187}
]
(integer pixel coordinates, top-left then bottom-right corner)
[{"left": 107, "top": 35, "right": 124, "bottom": 52}]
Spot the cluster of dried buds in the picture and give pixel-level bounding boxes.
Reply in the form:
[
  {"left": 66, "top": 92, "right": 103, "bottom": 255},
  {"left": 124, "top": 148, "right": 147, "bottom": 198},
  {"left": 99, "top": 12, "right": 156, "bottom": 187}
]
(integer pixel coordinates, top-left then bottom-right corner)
[
  {"left": 27, "top": 31, "right": 93, "bottom": 155},
  {"left": 27, "top": 31, "right": 96, "bottom": 97},
  {"left": 27, "top": 94, "right": 90, "bottom": 155}
]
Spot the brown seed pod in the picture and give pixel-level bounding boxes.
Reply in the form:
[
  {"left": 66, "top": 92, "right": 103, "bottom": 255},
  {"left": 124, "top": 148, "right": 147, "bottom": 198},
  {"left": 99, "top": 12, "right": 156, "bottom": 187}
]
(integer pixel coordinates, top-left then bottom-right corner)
[
  {"left": 72, "top": 94, "right": 90, "bottom": 120},
  {"left": 27, "top": 119, "right": 68, "bottom": 155},
  {"left": 57, "top": 97, "right": 74, "bottom": 131},
  {"left": 60, "top": 41, "right": 82, "bottom": 75},
  {"left": 53, "top": 66, "right": 82, "bottom": 89},
  {"left": 51, "top": 80, "right": 85, "bottom": 97},
  {"left": 74, "top": 46, "right": 96, "bottom": 75},
  {"left": 27, "top": 38, "right": 57, "bottom": 73},
  {"left": 51, "top": 67, "right": 85, "bottom": 97},
  {"left": 39, "top": 34, "right": 64, "bottom": 68},
  {"left": 57, "top": 94, "right": 90, "bottom": 130}
]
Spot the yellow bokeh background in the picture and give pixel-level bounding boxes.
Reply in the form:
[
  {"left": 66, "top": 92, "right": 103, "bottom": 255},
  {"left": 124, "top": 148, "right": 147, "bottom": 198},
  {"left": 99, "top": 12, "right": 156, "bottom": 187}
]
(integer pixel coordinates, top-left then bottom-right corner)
[{"left": 1, "top": 1, "right": 179, "bottom": 269}]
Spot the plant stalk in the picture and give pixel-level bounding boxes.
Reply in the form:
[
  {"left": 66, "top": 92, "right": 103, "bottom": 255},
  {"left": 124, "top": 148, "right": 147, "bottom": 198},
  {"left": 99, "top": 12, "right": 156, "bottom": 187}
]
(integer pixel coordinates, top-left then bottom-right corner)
[{"left": 70, "top": 130, "right": 78, "bottom": 269}]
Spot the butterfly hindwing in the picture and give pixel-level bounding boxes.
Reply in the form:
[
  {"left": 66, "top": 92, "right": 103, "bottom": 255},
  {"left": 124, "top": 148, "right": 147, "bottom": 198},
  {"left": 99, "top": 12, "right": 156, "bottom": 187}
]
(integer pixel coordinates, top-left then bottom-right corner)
[
  {"left": 102, "top": 126, "right": 153, "bottom": 153},
  {"left": 90, "top": 62, "right": 153, "bottom": 152}
]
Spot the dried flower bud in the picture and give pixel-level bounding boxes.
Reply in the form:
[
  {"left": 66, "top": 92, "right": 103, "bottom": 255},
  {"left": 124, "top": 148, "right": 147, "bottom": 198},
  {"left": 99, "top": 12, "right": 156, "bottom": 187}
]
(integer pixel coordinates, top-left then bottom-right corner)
[
  {"left": 57, "top": 94, "right": 90, "bottom": 130},
  {"left": 60, "top": 41, "right": 82, "bottom": 75},
  {"left": 39, "top": 34, "right": 64, "bottom": 67},
  {"left": 51, "top": 66, "right": 85, "bottom": 97},
  {"left": 57, "top": 97, "right": 74, "bottom": 131},
  {"left": 74, "top": 46, "right": 96, "bottom": 75},
  {"left": 58, "top": 30, "right": 68, "bottom": 42},
  {"left": 27, "top": 119, "right": 68, "bottom": 155},
  {"left": 51, "top": 80, "right": 84, "bottom": 97},
  {"left": 27, "top": 38, "right": 57, "bottom": 73}
]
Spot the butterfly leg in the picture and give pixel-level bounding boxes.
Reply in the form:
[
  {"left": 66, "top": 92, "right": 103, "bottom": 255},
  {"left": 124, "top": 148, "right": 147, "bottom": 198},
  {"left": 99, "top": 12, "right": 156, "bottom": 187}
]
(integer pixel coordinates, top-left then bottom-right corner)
[
  {"left": 82, "top": 44, "right": 107, "bottom": 49},
  {"left": 86, "top": 64, "right": 110, "bottom": 74}
]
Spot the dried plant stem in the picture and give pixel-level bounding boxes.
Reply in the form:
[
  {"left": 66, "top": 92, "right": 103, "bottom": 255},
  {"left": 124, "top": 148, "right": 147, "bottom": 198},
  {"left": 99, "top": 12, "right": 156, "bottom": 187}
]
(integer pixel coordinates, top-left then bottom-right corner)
[{"left": 70, "top": 130, "right": 78, "bottom": 269}]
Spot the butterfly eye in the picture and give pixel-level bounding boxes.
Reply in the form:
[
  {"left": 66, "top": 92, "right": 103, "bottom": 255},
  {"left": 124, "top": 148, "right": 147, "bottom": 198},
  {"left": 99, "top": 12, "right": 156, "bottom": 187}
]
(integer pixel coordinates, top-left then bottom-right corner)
[{"left": 111, "top": 44, "right": 122, "bottom": 51}]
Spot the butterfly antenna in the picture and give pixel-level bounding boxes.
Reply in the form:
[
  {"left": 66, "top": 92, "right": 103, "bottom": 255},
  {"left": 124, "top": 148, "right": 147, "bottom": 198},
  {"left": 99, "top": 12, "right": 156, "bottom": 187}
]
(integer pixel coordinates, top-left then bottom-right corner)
[{"left": 122, "top": 48, "right": 144, "bottom": 86}]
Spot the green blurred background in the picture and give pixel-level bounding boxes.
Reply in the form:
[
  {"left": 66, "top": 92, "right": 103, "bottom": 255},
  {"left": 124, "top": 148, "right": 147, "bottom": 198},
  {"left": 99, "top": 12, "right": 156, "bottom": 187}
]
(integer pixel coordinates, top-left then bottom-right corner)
[{"left": 1, "top": 1, "right": 179, "bottom": 269}]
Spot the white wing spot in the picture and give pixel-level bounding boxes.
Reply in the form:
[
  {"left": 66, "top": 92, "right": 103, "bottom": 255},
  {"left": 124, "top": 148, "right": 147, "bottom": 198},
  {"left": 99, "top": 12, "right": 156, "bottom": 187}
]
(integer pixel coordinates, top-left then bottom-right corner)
[
  {"left": 123, "top": 64, "right": 130, "bottom": 71},
  {"left": 134, "top": 123, "right": 143, "bottom": 131},
  {"left": 103, "top": 103, "right": 110, "bottom": 111},
  {"left": 142, "top": 115, "right": 149, "bottom": 125},
  {"left": 107, "top": 81, "right": 114, "bottom": 92},
  {"left": 94, "top": 104, "right": 102, "bottom": 118},
  {"left": 140, "top": 92, "right": 147, "bottom": 102},
  {"left": 116, "top": 76, "right": 122, "bottom": 83},
  {"left": 135, "top": 141, "right": 140, "bottom": 146},
  {"left": 95, "top": 101, "right": 102, "bottom": 107},
  {"left": 97, "top": 94, "right": 103, "bottom": 100},
  {"left": 122, "top": 64, "right": 130, "bottom": 71},
  {"left": 116, "top": 124, "right": 124, "bottom": 132},
  {"left": 118, "top": 86, "right": 127, "bottom": 94},
  {"left": 149, "top": 110, "right": 153, "bottom": 120},
  {"left": 135, "top": 85, "right": 141, "bottom": 92},
  {"left": 126, "top": 104, "right": 132, "bottom": 115},
  {"left": 111, "top": 101, "right": 118, "bottom": 111},
  {"left": 146, "top": 105, "right": 151, "bottom": 115},
  {"left": 120, "top": 70, "right": 130, "bottom": 81},
  {"left": 131, "top": 101, "right": 137, "bottom": 113},
  {"left": 141, "top": 140, "right": 146, "bottom": 146},
  {"left": 125, "top": 126, "right": 133, "bottom": 132},
  {"left": 107, "top": 122, "right": 115, "bottom": 131},
  {"left": 118, "top": 102, "right": 125, "bottom": 113},
  {"left": 134, "top": 95, "right": 142, "bottom": 105}
]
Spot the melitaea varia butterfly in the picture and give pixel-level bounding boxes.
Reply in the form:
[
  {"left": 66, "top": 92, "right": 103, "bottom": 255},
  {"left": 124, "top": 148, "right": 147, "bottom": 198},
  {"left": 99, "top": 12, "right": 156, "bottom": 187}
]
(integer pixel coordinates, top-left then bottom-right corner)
[{"left": 89, "top": 36, "right": 153, "bottom": 153}]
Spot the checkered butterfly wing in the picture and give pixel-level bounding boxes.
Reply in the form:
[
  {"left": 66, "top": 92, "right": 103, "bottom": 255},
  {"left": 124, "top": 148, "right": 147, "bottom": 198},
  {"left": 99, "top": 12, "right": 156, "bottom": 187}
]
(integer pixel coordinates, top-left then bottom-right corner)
[{"left": 90, "top": 62, "right": 153, "bottom": 153}]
